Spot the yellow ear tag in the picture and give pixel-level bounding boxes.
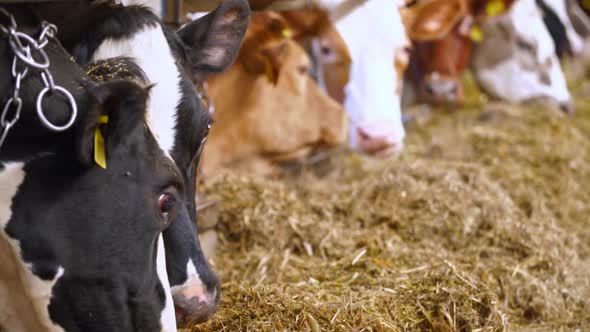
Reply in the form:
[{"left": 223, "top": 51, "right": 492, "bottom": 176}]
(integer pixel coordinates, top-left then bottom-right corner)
[
  {"left": 281, "top": 28, "right": 293, "bottom": 38},
  {"left": 94, "top": 115, "right": 109, "bottom": 169},
  {"left": 583, "top": 0, "right": 590, "bottom": 9},
  {"left": 469, "top": 25, "right": 484, "bottom": 43},
  {"left": 486, "top": 0, "right": 505, "bottom": 16},
  {"left": 263, "top": 56, "right": 277, "bottom": 84}
]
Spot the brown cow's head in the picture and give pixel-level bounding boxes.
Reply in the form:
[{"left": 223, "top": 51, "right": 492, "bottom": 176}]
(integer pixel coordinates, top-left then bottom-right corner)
[
  {"left": 201, "top": 12, "right": 347, "bottom": 175},
  {"left": 404, "top": 0, "right": 473, "bottom": 104}
]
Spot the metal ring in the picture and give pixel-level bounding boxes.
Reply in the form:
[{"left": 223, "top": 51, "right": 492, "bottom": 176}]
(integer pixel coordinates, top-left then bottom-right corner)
[
  {"left": 1, "top": 97, "right": 22, "bottom": 127},
  {"left": 36, "top": 86, "right": 77, "bottom": 132},
  {"left": 9, "top": 32, "right": 50, "bottom": 69}
]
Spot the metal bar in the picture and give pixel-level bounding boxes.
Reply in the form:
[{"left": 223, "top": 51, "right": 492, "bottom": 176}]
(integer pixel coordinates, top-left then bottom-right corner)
[{"left": 183, "top": 0, "right": 309, "bottom": 13}]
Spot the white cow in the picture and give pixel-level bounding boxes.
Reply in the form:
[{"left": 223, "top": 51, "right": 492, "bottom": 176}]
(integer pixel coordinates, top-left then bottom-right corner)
[
  {"left": 471, "top": 0, "right": 573, "bottom": 113},
  {"left": 317, "top": 0, "right": 410, "bottom": 157}
]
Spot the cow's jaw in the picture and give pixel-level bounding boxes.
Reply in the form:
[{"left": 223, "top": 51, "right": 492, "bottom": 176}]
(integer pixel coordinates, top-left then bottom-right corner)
[{"left": 0, "top": 163, "right": 65, "bottom": 332}]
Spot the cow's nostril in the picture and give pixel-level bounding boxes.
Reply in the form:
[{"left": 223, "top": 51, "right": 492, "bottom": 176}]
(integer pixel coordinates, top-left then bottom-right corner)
[
  {"left": 172, "top": 279, "right": 220, "bottom": 326},
  {"left": 559, "top": 102, "right": 575, "bottom": 115}
]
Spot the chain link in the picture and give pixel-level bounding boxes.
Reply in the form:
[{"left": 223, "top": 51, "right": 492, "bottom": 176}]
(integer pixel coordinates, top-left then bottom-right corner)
[{"left": 0, "top": 9, "right": 77, "bottom": 152}]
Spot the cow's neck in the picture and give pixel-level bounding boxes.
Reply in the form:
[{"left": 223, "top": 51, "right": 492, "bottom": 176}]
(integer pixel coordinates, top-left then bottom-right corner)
[
  {"left": 91, "top": 24, "right": 182, "bottom": 154},
  {"left": 0, "top": 161, "right": 66, "bottom": 332}
]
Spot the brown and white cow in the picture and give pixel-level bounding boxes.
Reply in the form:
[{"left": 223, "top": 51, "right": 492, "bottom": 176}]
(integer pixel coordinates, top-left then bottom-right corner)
[
  {"left": 200, "top": 12, "right": 348, "bottom": 175},
  {"left": 318, "top": 0, "right": 411, "bottom": 157}
]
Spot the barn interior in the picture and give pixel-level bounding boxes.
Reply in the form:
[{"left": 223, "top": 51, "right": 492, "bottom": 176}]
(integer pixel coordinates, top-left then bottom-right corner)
[{"left": 1, "top": 0, "right": 589, "bottom": 331}]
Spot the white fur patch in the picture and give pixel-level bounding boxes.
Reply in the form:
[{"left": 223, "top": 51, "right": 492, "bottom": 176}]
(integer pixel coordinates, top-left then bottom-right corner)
[
  {"left": 0, "top": 163, "right": 65, "bottom": 332},
  {"left": 332, "top": 0, "right": 407, "bottom": 151},
  {"left": 170, "top": 260, "right": 207, "bottom": 303},
  {"left": 92, "top": 24, "right": 182, "bottom": 154},
  {"left": 475, "top": 0, "right": 571, "bottom": 104},
  {"left": 156, "top": 235, "right": 177, "bottom": 332}
]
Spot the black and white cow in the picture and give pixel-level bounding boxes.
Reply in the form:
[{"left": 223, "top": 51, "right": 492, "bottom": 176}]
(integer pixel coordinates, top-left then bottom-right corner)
[
  {"left": 35, "top": 0, "right": 251, "bottom": 325},
  {"left": 1, "top": 7, "right": 181, "bottom": 331}
]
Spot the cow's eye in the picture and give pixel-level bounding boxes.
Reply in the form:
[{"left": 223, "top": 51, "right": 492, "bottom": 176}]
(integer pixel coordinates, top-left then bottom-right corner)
[{"left": 158, "top": 192, "right": 178, "bottom": 225}]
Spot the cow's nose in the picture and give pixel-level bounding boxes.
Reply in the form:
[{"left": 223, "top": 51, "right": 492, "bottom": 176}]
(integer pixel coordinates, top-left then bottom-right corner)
[
  {"left": 559, "top": 101, "right": 575, "bottom": 115},
  {"left": 423, "top": 78, "right": 461, "bottom": 102},
  {"left": 173, "top": 276, "right": 220, "bottom": 325},
  {"left": 357, "top": 127, "right": 402, "bottom": 158}
]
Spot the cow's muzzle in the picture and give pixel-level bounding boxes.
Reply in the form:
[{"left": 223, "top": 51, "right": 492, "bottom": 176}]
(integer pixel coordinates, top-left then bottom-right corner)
[{"left": 172, "top": 276, "right": 220, "bottom": 326}]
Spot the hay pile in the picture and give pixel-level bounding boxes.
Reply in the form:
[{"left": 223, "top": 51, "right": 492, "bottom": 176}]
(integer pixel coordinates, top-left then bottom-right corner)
[{"left": 188, "top": 74, "right": 590, "bottom": 331}]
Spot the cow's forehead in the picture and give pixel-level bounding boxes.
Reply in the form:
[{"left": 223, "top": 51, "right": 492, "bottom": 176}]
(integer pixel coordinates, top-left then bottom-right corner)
[{"left": 92, "top": 24, "right": 182, "bottom": 156}]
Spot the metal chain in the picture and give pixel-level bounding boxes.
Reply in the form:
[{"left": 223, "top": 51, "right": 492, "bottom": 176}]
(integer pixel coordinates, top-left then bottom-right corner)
[{"left": 0, "top": 8, "right": 77, "bottom": 151}]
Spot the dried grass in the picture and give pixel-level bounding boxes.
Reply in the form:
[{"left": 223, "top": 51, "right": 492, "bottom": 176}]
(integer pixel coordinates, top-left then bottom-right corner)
[{"left": 186, "top": 69, "right": 590, "bottom": 331}]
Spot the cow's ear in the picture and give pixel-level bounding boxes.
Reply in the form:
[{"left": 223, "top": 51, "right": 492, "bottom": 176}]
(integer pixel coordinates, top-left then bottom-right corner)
[
  {"left": 403, "top": 0, "right": 467, "bottom": 41},
  {"left": 178, "top": 0, "right": 251, "bottom": 74},
  {"left": 279, "top": 9, "right": 329, "bottom": 40},
  {"left": 241, "top": 42, "right": 287, "bottom": 85},
  {"left": 77, "top": 80, "right": 149, "bottom": 167}
]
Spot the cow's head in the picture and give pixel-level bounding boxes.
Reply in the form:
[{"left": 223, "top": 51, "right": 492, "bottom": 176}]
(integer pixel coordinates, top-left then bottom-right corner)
[
  {"left": 330, "top": 0, "right": 409, "bottom": 157},
  {"left": 0, "top": 78, "right": 182, "bottom": 331},
  {"left": 404, "top": 0, "right": 473, "bottom": 104},
  {"left": 37, "top": 0, "right": 250, "bottom": 325},
  {"left": 201, "top": 11, "right": 347, "bottom": 174},
  {"left": 471, "top": 0, "right": 574, "bottom": 113},
  {"left": 161, "top": 0, "right": 250, "bottom": 324}
]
